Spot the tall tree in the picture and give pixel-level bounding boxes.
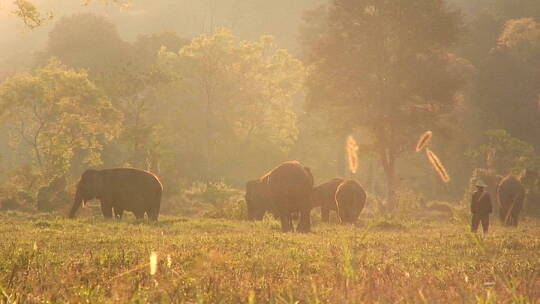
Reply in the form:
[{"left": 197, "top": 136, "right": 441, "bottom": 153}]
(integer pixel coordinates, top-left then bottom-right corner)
[
  {"left": 302, "top": 0, "right": 469, "bottom": 208},
  {"left": 107, "top": 32, "right": 189, "bottom": 170},
  {"left": 0, "top": 59, "right": 122, "bottom": 178},
  {"left": 158, "top": 29, "right": 304, "bottom": 183},
  {"left": 38, "top": 13, "right": 131, "bottom": 79},
  {"left": 472, "top": 18, "right": 540, "bottom": 149}
]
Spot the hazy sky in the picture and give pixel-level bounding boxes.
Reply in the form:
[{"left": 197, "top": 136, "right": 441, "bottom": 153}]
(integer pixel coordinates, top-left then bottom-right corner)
[{"left": 0, "top": 0, "right": 327, "bottom": 61}]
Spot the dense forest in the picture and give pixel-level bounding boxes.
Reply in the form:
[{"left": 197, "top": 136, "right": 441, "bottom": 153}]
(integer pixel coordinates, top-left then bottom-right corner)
[{"left": 0, "top": 0, "right": 539, "bottom": 216}]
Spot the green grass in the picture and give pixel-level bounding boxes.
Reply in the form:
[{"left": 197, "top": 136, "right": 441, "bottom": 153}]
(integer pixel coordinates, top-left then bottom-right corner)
[{"left": 0, "top": 212, "right": 539, "bottom": 303}]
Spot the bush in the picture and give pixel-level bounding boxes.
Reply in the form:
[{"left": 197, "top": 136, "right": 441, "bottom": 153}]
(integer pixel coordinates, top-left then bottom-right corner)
[
  {"left": 0, "top": 166, "right": 43, "bottom": 211},
  {"left": 0, "top": 198, "right": 21, "bottom": 211},
  {"left": 164, "top": 181, "right": 246, "bottom": 219},
  {"left": 36, "top": 176, "right": 71, "bottom": 212},
  {"left": 396, "top": 189, "right": 425, "bottom": 214}
]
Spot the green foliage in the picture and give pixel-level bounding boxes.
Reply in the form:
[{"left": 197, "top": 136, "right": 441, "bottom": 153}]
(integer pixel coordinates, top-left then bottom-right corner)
[
  {"left": 467, "top": 129, "right": 539, "bottom": 174},
  {"left": 12, "top": 0, "right": 52, "bottom": 29},
  {"left": 40, "top": 13, "right": 131, "bottom": 77},
  {"left": 471, "top": 18, "right": 540, "bottom": 148},
  {"left": 0, "top": 59, "right": 123, "bottom": 177},
  {"left": 0, "top": 165, "right": 42, "bottom": 210},
  {"left": 302, "top": 0, "right": 471, "bottom": 208},
  {"left": 169, "top": 181, "right": 246, "bottom": 220},
  {"left": 36, "top": 175, "right": 71, "bottom": 212},
  {"left": 158, "top": 29, "right": 304, "bottom": 183}
]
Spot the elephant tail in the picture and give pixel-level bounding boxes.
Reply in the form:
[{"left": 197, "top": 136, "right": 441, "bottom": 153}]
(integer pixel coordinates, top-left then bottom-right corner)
[{"left": 149, "top": 179, "right": 163, "bottom": 220}]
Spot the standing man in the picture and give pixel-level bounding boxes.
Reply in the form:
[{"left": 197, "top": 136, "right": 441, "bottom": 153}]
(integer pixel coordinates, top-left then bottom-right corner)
[{"left": 471, "top": 180, "right": 493, "bottom": 234}]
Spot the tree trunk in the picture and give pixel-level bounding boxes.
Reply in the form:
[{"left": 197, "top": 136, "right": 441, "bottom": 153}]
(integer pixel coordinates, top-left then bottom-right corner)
[
  {"left": 379, "top": 148, "right": 397, "bottom": 211},
  {"left": 375, "top": 122, "right": 398, "bottom": 211},
  {"left": 204, "top": 80, "right": 213, "bottom": 184}
]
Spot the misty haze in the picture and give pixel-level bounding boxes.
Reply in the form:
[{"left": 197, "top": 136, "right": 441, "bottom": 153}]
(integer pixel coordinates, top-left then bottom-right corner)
[{"left": 0, "top": 0, "right": 539, "bottom": 303}]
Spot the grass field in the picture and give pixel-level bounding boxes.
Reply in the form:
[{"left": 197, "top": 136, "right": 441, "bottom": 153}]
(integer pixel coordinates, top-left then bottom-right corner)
[{"left": 0, "top": 212, "right": 539, "bottom": 304}]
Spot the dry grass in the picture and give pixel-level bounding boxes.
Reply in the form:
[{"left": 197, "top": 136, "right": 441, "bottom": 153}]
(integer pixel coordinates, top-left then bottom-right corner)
[{"left": 0, "top": 212, "right": 539, "bottom": 303}]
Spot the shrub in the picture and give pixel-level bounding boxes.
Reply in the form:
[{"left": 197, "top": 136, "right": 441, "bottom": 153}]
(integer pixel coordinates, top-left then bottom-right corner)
[
  {"left": 36, "top": 176, "right": 71, "bottom": 212},
  {"left": 0, "top": 166, "right": 43, "bottom": 211},
  {"left": 164, "top": 181, "right": 246, "bottom": 219}
]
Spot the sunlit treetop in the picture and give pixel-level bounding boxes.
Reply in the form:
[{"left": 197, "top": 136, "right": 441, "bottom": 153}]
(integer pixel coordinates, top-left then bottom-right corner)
[{"left": 12, "top": 0, "right": 53, "bottom": 29}]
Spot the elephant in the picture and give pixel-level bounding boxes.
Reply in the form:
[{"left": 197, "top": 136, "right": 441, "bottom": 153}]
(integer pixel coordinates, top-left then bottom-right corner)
[
  {"left": 335, "top": 179, "right": 367, "bottom": 223},
  {"left": 312, "top": 178, "right": 344, "bottom": 222},
  {"left": 245, "top": 178, "right": 273, "bottom": 220},
  {"left": 245, "top": 161, "right": 314, "bottom": 232},
  {"left": 69, "top": 168, "right": 163, "bottom": 221},
  {"left": 497, "top": 174, "right": 525, "bottom": 226}
]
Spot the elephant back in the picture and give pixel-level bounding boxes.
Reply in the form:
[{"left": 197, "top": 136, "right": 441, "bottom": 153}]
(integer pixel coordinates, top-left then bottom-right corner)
[
  {"left": 267, "top": 161, "right": 313, "bottom": 192},
  {"left": 267, "top": 161, "right": 313, "bottom": 209},
  {"left": 335, "top": 179, "right": 367, "bottom": 222},
  {"left": 312, "top": 178, "right": 343, "bottom": 209}
]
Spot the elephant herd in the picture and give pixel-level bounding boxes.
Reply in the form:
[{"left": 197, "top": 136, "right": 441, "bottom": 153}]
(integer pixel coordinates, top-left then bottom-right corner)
[
  {"left": 68, "top": 161, "right": 367, "bottom": 232},
  {"left": 245, "top": 161, "right": 367, "bottom": 232},
  {"left": 67, "top": 162, "right": 536, "bottom": 232}
]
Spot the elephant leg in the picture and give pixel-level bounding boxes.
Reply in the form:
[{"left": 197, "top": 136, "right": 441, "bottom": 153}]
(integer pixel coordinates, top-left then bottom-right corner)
[
  {"left": 134, "top": 211, "right": 145, "bottom": 220},
  {"left": 101, "top": 202, "right": 113, "bottom": 219},
  {"left": 288, "top": 213, "right": 294, "bottom": 230},
  {"left": 148, "top": 199, "right": 161, "bottom": 221},
  {"left": 297, "top": 207, "right": 311, "bottom": 233},
  {"left": 321, "top": 207, "right": 330, "bottom": 223},
  {"left": 280, "top": 211, "right": 292, "bottom": 232},
  {"left": 114, "top": 208, "right": 124, "bottom": 219},
  {"left": 147, "top": 208, "right": 159, "bottom": 221},
  {"left": 480, "top": 215, "right": 489, "bottom": 234}
]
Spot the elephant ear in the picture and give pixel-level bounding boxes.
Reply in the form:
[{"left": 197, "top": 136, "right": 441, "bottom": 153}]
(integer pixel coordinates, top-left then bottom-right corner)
[
  {"left": 245, "top": 180, "right": 254, "bottom": 194},
  {"left": 304, "top": 167, "right": 314, "bottom": 185},
  {"left": 80, "top": 169, "right": 104, "bottom": 199}
]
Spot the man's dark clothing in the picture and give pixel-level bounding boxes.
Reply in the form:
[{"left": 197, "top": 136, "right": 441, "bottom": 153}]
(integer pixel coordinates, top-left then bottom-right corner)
[
  {"left": 471, "top": 213, "right": 489, "bottom": 233},
  {"left": 471, "top": 189, "right": 492, "bottom": 233}
]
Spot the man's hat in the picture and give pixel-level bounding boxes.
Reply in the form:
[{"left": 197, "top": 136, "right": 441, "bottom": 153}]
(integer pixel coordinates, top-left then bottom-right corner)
[{"left": 475, "top": 180, "right": 488, "bottom": 187}]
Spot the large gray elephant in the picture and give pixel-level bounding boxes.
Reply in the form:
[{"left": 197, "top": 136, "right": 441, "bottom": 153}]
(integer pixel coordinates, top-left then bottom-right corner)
[
  {"left": 497, "top": 175, "right": 525, "bottom": 226},
  {"left": 312, "top": 178, "right": 344, "bottom": 222},
  {"left": 69, "top": 168, "right": 163, "bottom": 221},
  {"left": 245, "top": 161, "right": 314, "bottom": 232},
  {"left": 335, "top": 179, "right": 367, "bottom": 223}
]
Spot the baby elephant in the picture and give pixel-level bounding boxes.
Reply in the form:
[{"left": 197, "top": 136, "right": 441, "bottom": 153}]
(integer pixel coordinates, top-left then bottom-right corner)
[
  {"left": 312, "top": 178, "right": 344, "bottom": 222},
  {"left": 69, "top": 168, "right": 163, "bottom": 221},
  {"left": 335, "top": 179, "right": 367, "bottom": 223}
]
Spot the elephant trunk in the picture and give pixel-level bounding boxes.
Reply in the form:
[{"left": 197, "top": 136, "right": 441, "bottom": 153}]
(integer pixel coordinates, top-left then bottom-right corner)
[{"left": 68, "top": 188, "right": 84, "bottom": 218}]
